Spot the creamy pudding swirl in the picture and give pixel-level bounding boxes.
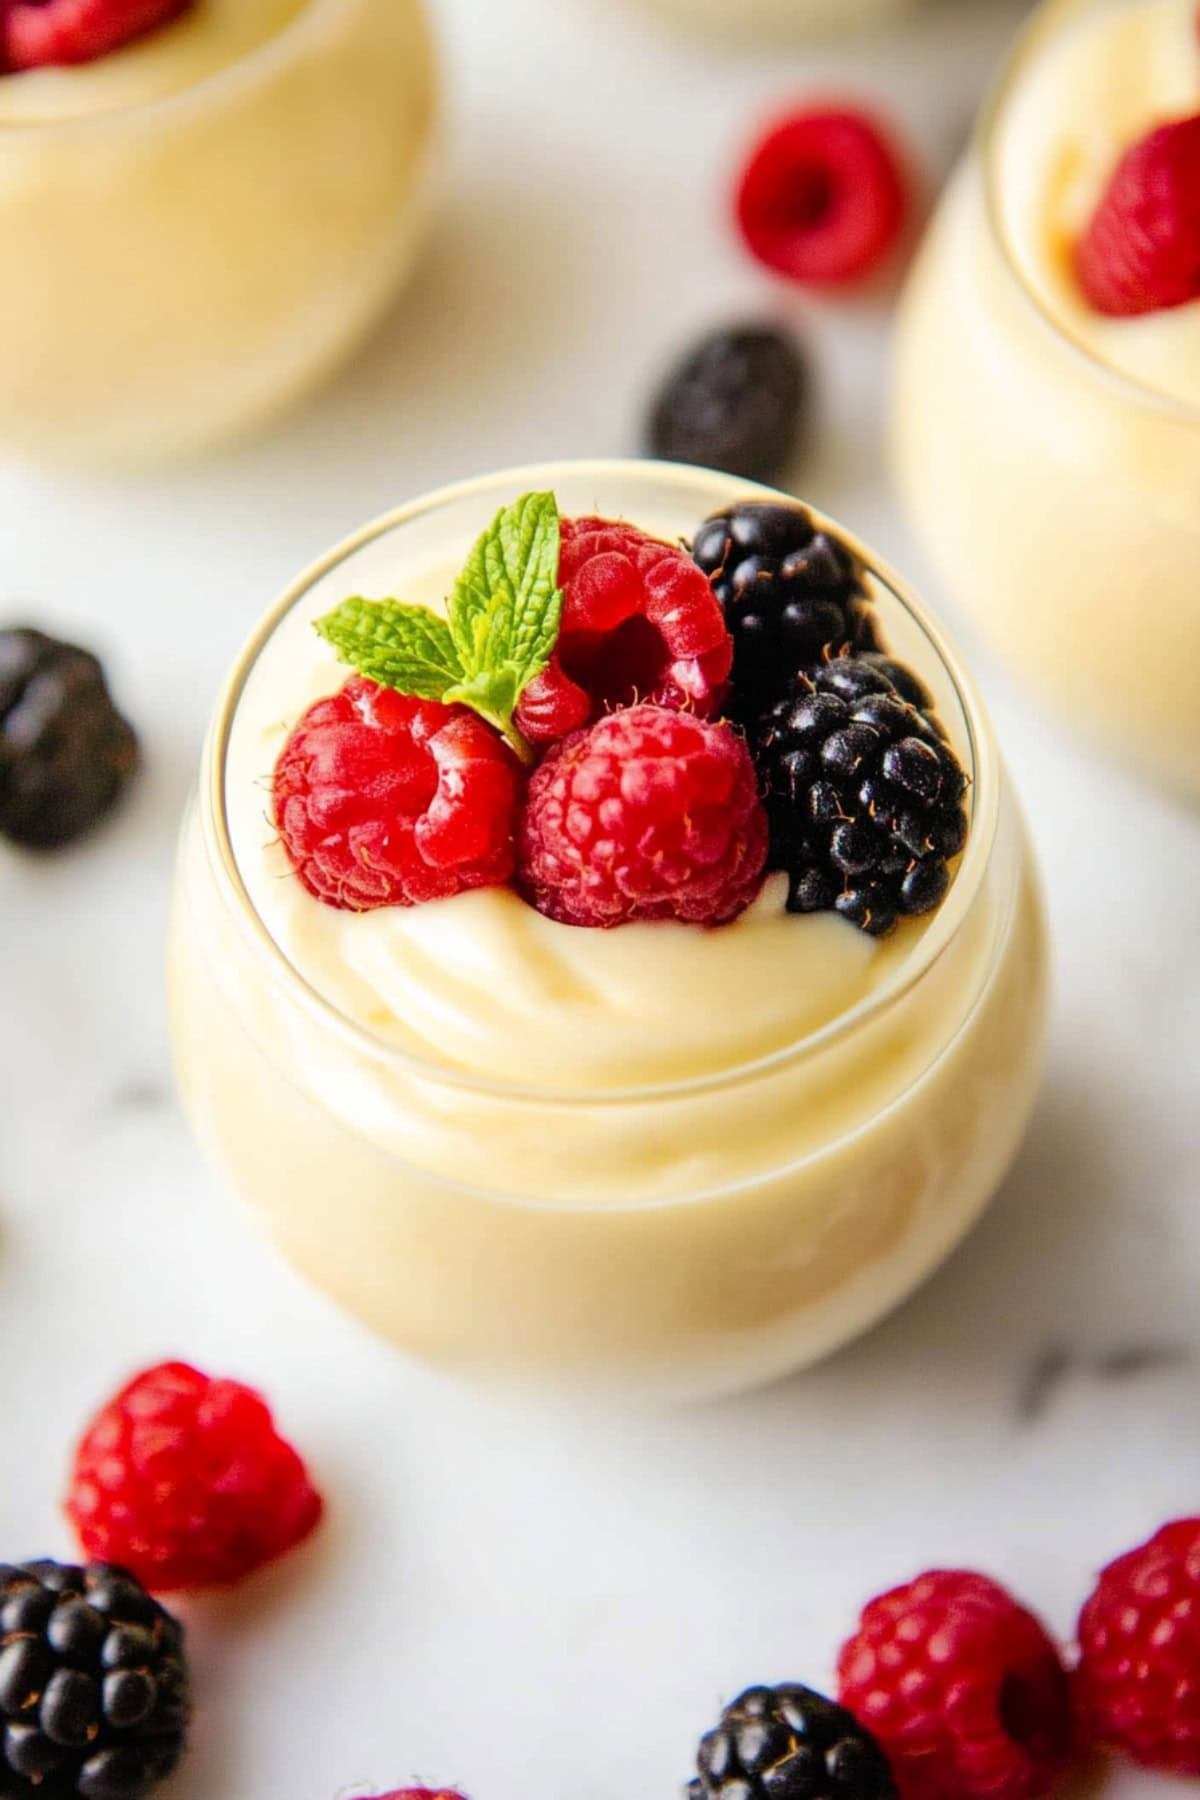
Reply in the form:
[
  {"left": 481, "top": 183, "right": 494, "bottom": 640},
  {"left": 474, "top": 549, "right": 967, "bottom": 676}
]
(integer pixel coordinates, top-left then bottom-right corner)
[{"left": 229, "top": 491, "right": 970, "bottom": 1095}]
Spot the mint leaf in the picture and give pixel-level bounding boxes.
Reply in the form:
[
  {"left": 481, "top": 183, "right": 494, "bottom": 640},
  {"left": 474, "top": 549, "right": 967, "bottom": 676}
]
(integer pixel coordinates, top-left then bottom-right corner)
[
  {"left": 313, "top": 493, "right": 564, "bottom": 766},
  {"left": 315, "top": 596, "right": 462, "bottom": 701},
  {"left": 448, "top": 491, "right": 563, "bottom": 699}
]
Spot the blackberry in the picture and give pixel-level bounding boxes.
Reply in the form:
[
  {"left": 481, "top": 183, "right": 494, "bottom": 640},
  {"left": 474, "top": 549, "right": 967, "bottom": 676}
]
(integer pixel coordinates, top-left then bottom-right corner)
[
  {"left": 0, "top": 628, "right": 138, "bottom": 850},
  {"left": 0, "top": 1561, "right": 188, "bottom": 1800},
  {"left": 755, "top": 657, "right": 968, "bottom": 937},
  {"left": 646, "top": 325, "right": 806, "bottom": 487},
  {"left": 693, "top": 1683, "right": 897, "bottom": 1800},
  {"left": 691, "top": 503, "right": 878, "bottom": 721}
]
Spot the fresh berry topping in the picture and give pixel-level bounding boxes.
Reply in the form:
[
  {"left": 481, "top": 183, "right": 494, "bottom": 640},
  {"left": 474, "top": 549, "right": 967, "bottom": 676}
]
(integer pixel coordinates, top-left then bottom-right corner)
[
  {"left": 1075, "top": 115, "right": 1200, "bottom": 316},
  {"left": 513, "top": 518, "right": 733, "bottom": 744},
  {"left": 752, "top": 658, "right": 967, "bottom": 937},
  {"left": 0, "top": 627, "right": 138, "bottom": 851},
  {"left": 3, "top": 0, "right": 193, "bottom": 71},
  {"left": 517, "top": 703, "right": 767, "bottom": 928},
  {"left": 691, "top": 503, "right": 879, "bottom": 724},
  {"left": 1075, "top": 1516, "right": 1200, "bottom": 1774},
  {"left": 735, "top": 107, "right": 908, "bottom": 286},
  {"left": 646, "top": 324, "right": 807, "bottom": 485},
  {"left": 353, "top": 1792, "right": 469, "bottom": 1799},
  {"left": 0, "top": 1560, "right": 188, "bottom": 1800},
  {"left": 693, "top": 1683, "right": 897, "bottom": 1800},
  {"left": 837, "top": 1571, "right": 1072, "bottom": 1800},
  {"left": 65, "top": 1361, "right": 323, "bottom": 1592},
  {"left": 274, "top": 678, "right": 523, "bottom": 912}
]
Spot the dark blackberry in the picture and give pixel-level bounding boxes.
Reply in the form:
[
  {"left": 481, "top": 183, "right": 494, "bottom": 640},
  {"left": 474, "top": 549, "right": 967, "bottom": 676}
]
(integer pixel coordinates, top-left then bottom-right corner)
[
  {"left": 0, "top": 628, "right": 139, "bottom": 850},
  {"left": 691, "top": 503, "right": 878, "bottom": 721},
  {"left": 0, "top": 1561, "right": 188, "bottom": 1800},
  {"left": 754, "top": 657, "right": 968, "bottom": 937},
  {"left": 693, "top": 1683, "right": 897, "bottom": 1800},
  {"left": 646, "top": 325, "right": 806, "bottom": 486}
]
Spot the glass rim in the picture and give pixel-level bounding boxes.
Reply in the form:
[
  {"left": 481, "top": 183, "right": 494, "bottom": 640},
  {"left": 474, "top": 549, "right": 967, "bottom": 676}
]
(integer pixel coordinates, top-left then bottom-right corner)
[
  {"left": 199, "top": 457, "right": 1003, "bottom": 1108},
  {"left": 0, "top": 0, "right": 355, "bottom": 133},
  {"left": 976, "top": 0, "right": 1200, "bottom": 427}
]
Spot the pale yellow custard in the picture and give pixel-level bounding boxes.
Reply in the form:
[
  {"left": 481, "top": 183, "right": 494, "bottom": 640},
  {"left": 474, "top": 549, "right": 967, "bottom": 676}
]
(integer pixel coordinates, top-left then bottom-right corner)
[
  {"left": 892, "top": 0, "right": 1200, "bottom": 796},
  {"left": 0, "top": 0, "right": 437, "bottom": 464},
  {"left": 168, "top": 462, "right": 1048, "bottom": 1399},
  {"left": 628, "top": 0, "right": 928, "bottom": 37}
]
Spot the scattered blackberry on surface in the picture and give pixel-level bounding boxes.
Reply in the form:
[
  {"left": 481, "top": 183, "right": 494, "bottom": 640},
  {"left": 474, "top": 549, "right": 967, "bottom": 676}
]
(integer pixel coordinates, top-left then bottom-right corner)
[
  {"left": 691, "top": 502, "right": 878, "bottom": 721},
  {"left": 0, "top": 629, "right": 138, "bottom": 850},
  {"left": 646, "top": 324, "right": 807, "bottom": 486},
  {"left": 754, "top": 657, "right": 968, "bottom": 937},
  {"left": 693, "top": 1683, "right": 897, "bottom": 1800},
  {"left": 0, "top": 1560, "right": 189, "bottom": 1800}
]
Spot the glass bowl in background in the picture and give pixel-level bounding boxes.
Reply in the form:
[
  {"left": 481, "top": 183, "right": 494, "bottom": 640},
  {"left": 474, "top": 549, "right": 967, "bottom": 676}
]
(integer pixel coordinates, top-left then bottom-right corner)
[
  {"left": 627, "top": 0, "right": 931, "bottom": 38},
  {"left": 0, "top": 0, "right": 437, "bottom": 465},
  {"left": 891, "top": 0, "right": 1200, "bottom": 799},
  {"left": 168, "top": 460, "right": 1047, "bottom": 1401}
]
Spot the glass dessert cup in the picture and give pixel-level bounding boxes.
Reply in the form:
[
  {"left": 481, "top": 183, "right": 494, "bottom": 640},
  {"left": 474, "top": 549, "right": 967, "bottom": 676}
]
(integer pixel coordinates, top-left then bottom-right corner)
[
  {"left": 628, "top": 0, "right": 929, "bottom": 38},
  {"left": 892, "top": 0, "right": 1200, "bottom": 801},
  {"left": 168, "top": 460, "right": 1047, "bottom": 1402},
  {"left": 0, "top": 0, "right": 437, "bottom": 466}
]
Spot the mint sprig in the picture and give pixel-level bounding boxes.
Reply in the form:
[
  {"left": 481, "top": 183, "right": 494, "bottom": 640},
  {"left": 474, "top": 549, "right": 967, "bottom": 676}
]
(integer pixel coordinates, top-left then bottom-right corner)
[{"left": 314, "top": 491, "right": 563, "bottom": 765}]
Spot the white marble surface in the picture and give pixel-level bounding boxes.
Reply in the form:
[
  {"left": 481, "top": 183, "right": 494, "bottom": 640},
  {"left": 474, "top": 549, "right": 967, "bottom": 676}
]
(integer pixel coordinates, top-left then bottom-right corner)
[{"left": 1, "top": 1, "right": 1199, "bottom": 1797}]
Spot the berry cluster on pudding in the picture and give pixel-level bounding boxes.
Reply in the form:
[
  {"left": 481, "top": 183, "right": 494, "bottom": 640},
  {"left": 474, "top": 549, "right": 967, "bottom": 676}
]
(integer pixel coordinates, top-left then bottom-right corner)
[{"left": 273, "top": 491, "right": 969, "bottom": 940}]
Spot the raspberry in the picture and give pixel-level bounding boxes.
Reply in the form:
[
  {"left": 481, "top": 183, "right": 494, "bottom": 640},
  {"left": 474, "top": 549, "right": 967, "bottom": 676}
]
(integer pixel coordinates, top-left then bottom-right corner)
[
  {"left": 1075, "top": 115, "right": 1200, "bottom": 316},
  {"left": 3, "top": 0, "right": 193, "bottom": 69},
  {"left": 1076, "top": 1517, "right": 1200, "bottom": 1774},
  {"left": 65, "top": 1361, "right": 323, "bottom": 1593},
  {"left": 513, "top": 518, "right": 732, "bottom": 745},
  {"left": 517, "top": 703, "right": 768, "bottom": 928},
  {"left": 735, "top": 107, "right": 909, "bottom": 286},
  {"left": 274, "top": 678, "right": 523, "bottom": 912},
  {"left": 353, "top": 1792, "right": 469, "bottom": 1799},
  {"left": 836, "top": 1571, "right": 1072, "bottom": 1800}
]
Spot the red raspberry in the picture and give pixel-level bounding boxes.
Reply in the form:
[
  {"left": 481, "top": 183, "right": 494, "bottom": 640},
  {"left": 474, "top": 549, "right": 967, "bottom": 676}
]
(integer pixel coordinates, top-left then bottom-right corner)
[
  {"left": 65, "top": 1360, "right": 323, "bottom": 1592},
  {"left": 274, "top": 677, "right": 522, "bottom": 912},
  {"left": 837, "top": 1570, "right": 1072, "bottom": 1800},
  {"left": 1075, "top": 115, "right": 1200, "bottom": 315},
  {"left": 735, "top": 106, "right": 909, "bottom": 286},
  {"left": 513, "top": 517, "right": 732, "bottom": 745},
  {"left": 1075, "top": 1517, "right": 1200, "bottom": 1774},
  {"left": 353, "top": 1792, "right": 468, "bottom": 1799},
  {"left": 3, "top": 0, "right": 193, "bottom": 69},
  {"left": 517, "top": 703, "right": 768, "bottom": 928}
]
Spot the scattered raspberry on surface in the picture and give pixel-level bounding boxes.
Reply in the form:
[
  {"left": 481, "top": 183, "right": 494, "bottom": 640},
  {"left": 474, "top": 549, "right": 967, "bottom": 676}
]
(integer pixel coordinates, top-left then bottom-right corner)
[
  {"left": 513, "top": 517, "right": 732, "bottom": 745},
  {"left": 274, "top": 677, "right": 523, "bottom": 912},
  {"left": 517, "top": 703, "right": 767, "bottom": 928},
  {"left": 735, "top": 106, "right": 909, "bottom": 286},
  {"left": 1075, "top": 115, "right": 1200, "bottom": 315},
  {"left": 3, "top": 0, "right": 193, "bottom": 70},
  {"left": 1075, "top": 1516, "right": 1200, "bottom": 1774},
  {"left": 837, "top": 1570, "right": 1072, "bottom": 1800},
  {"left": 354, "top": 1791, "right": 470, "bottom": 1799},
  {"left": 65, "top": 1361, "right": 323, "bottom": 1592}
]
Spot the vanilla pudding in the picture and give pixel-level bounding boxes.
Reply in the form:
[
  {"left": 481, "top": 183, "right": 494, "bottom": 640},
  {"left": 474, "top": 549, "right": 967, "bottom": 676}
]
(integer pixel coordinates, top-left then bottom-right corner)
[
  {"left": 632, "top": 0, "right": 928, "bottom": 36},
  {"left": 893, "top": 0, "right": 1200, "bottom": 796},
  {"left": 0, "top": 0, "right": 437, "bottom": 463},
  {"left": 168, "top": 461, "right": 1047, "bottom": 1399}
]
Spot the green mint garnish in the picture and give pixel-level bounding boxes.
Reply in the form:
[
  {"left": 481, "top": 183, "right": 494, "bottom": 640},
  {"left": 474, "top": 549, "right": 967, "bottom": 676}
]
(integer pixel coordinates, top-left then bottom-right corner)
[{"left": 314, "top": 491, "right": 563, "bottom": 765}]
